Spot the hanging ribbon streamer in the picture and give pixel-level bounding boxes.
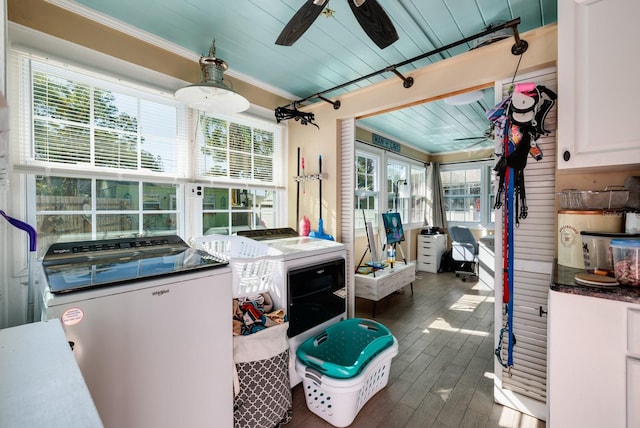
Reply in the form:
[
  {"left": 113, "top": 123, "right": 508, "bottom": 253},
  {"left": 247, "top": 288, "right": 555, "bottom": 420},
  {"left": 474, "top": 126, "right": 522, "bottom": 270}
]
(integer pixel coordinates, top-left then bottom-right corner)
[
  {"left": 494, "top": 118, "right": 516, "bottom": 371},
  {"left": 506, "top": 146, "right": 515, "bottom": 370}
]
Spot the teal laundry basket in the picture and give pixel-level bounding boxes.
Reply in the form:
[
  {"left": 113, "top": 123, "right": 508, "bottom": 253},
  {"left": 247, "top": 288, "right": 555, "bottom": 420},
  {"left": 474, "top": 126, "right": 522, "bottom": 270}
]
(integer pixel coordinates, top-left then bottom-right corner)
[{"left": 295, "top": 318, "right": 394, "bottom": 379}]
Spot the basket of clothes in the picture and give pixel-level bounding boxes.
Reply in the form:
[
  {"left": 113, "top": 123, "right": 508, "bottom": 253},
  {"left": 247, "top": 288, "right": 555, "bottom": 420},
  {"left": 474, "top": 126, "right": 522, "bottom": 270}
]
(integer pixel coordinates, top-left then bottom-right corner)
[
  {"left": 232, "top": 292, "right": 291, "bottom": 428},
  {"left": 295, "top": 318, "right": 398, "bottom": 427},
  {"left": 191, "top": 234, "right": 283, "bottom": 299}
]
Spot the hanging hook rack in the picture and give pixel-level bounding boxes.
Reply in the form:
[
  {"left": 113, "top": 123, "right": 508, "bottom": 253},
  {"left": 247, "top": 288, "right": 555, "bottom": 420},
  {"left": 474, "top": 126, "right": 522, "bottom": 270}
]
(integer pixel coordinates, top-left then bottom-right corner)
[{"left": 276, "top": 18, "right": 527, "bottom": 121}]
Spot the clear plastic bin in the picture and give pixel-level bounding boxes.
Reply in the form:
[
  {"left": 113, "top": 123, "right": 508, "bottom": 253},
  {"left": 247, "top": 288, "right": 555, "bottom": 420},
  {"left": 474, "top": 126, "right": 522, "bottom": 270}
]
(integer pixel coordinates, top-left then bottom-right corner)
[{"left": 611, "top": 239, "right": 640, "bottom": 286}]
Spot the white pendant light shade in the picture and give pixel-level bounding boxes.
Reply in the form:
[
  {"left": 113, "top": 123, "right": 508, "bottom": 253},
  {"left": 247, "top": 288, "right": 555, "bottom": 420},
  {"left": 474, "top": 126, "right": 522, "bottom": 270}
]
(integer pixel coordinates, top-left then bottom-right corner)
[
  {"left": 175, "top": 41, "right": 250, "bottom": 114},
  {"left": 443, "top": 90, "right": 484, "bottom": 106}
]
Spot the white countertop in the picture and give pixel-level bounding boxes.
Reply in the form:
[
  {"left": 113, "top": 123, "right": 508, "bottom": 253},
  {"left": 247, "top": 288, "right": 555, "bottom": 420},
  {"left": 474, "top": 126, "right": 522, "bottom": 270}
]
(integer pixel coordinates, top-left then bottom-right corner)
[{"left": 0, "top": 319, "right": 103, "bottom": 427}]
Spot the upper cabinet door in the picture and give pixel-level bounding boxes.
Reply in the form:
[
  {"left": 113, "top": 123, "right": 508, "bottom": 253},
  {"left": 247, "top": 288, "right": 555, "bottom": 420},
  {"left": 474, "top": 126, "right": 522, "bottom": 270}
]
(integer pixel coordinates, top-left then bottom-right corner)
[{"left": 557, "top": 0, "right": 640, "bottom": 170}]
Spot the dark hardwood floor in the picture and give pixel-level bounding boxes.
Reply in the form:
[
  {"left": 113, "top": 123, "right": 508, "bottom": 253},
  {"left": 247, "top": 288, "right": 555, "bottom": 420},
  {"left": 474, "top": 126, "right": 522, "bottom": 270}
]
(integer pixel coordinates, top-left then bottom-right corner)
[{"left": 287, "top": 271, "right": 546, "bottom": 428}]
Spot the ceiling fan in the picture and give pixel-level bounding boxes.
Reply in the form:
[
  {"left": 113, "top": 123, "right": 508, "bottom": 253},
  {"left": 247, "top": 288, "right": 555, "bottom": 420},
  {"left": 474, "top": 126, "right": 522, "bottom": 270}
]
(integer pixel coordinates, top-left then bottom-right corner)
[
  {"left": 454, "top": 124, "right": 495, "bottom": 149},
  {"left": 275, "top": 0, "right": 399, "bottom": 49}
]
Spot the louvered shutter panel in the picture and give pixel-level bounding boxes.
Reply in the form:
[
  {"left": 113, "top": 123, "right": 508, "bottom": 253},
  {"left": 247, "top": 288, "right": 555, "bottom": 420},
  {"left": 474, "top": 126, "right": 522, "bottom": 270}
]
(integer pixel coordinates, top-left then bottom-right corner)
[
  {"left": 340, "top": 118, "right": 356, "bottom": 317},
  {"left": 494, "top": 67, "right": 557, "bottom": 420}
]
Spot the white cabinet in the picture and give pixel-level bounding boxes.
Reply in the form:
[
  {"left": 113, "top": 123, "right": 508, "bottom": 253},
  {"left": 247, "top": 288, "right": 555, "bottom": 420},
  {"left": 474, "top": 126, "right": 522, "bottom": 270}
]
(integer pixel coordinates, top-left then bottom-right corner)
[
  {"left": 557, "top": 0, "right": 640, "bottom": 170},
  {"left": 628, "top": 358, "right": 640, "bottom": 428},
  {"left": 416, "top": 234, "right": 447, "bottom": 273},
  {"left": 548, "top": 290, "right": 640, "bottom": 427}
]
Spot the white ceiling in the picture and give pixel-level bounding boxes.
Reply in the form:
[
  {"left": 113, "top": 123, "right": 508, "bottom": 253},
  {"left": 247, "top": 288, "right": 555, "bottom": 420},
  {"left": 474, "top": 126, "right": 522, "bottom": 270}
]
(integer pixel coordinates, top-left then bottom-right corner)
[{"left": 55, "top": 0, "right": 557, "bottom": 154}]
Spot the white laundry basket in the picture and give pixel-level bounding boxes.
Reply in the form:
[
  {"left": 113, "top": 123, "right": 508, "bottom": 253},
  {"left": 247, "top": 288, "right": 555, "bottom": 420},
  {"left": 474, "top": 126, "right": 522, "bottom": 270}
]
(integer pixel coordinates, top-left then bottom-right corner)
[
  {"left": 191, "top": 235, "right": 283, "bottom": 299},
  {"left": 295, "top": 336, "right": 398, "bottom": 427}
]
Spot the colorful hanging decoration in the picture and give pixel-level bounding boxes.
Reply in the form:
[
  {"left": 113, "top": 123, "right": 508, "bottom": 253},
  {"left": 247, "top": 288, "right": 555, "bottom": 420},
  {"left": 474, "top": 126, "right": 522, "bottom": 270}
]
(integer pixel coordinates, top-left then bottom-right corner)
[{"left": 488, "top": 82, "right": 557, "bottom": 372}]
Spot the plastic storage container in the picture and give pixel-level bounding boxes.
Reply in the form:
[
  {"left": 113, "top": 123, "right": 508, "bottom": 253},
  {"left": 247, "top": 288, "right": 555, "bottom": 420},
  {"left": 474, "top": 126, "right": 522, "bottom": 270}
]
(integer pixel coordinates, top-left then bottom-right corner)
[
  {"left": 557, "top": 188, "right": 629, "bottom": 210},
  {"left": 611, "top": 239, "right": 640, "bottom": 286},
  {"left": 581, "top": 232, "right": 640, "bottom": 271},
  {"left": 295, "top": 336, "right": 398, "bottom": 427},
  {"left": 296, "top": 318, "right": 394, "bottom": 379}
]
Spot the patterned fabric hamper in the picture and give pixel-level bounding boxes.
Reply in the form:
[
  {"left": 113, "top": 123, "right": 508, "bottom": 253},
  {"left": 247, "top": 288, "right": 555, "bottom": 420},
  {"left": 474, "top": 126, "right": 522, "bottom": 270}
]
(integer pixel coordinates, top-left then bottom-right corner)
[{"left": 233, "top": 322, "right": 292, "bottom": 428}]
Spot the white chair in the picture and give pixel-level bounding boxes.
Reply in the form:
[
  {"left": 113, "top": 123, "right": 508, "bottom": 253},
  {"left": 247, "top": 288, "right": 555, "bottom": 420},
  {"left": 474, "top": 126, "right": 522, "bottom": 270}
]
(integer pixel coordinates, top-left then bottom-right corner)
[{"left": 449, "top": 226, "right": 479, "bottom": 281}]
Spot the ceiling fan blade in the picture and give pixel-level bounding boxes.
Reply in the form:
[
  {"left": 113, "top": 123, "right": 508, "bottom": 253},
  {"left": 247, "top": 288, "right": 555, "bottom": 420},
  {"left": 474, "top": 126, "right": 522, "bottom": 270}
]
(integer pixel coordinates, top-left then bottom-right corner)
[
  {"left": 465, "top": 138, "right": 490, "bottom": 149},
  {"left": 453, "top": 136, "right": 486, "bottom": 141},
  {"left": 276, "top": 0, "right": 327, "bottom": 46},
  {"left": 348, "top": 0, "right": 399, "bottom": 49}
]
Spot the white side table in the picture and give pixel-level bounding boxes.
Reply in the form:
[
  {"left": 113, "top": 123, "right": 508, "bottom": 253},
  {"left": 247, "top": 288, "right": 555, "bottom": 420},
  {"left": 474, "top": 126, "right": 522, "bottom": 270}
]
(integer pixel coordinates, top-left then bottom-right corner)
[{"left": 354, "top": 261, "right": 415, "bottom": 316}]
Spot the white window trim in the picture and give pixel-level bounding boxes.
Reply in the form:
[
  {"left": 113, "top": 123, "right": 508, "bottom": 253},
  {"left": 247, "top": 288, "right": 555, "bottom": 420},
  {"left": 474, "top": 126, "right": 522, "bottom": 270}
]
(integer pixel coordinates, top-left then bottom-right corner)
[
  {"left": 354, "top": 141, "right": 426, "bottom": 237},
  {"left": 8, "top": 28, "right": 288, "bottom": 245},
  {"left": 386, "top": 152, "right": 426, "bottom": 229}
]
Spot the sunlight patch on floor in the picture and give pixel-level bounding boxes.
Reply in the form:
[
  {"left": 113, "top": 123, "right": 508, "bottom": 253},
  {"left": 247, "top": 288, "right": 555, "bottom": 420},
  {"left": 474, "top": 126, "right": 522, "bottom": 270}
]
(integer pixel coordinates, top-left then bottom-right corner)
[
  {"left": 426, "top": 317, "right": 490, "bottom": 337},
  {"left": 434, "top": 387, "right": 452, "bottom": 401},
  {"left": 448, "top": 293, "right": 490, "bottom": 312}
]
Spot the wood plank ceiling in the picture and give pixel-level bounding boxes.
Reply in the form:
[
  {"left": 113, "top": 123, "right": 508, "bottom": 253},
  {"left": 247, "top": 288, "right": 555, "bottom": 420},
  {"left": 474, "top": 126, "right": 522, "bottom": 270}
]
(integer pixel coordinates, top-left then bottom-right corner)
[{"left": 58, "top": 0, "right": 557, "bottom": 154}]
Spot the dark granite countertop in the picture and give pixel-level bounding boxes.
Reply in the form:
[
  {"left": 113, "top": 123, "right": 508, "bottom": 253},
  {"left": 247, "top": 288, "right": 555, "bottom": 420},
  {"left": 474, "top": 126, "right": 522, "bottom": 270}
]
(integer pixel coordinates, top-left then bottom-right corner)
[{"left": 551, "top": 262, "right": 640, "bottom": 304}]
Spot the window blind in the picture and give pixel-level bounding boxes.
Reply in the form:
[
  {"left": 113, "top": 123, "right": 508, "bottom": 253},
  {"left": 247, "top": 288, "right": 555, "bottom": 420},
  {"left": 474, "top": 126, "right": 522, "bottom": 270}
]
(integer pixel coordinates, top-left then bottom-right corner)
[
  {"left": 11, "top": 49, "right": 187, "bottom": 180},
  {"left": 195, "top": 111, "right": 285, "bottom": 188}
]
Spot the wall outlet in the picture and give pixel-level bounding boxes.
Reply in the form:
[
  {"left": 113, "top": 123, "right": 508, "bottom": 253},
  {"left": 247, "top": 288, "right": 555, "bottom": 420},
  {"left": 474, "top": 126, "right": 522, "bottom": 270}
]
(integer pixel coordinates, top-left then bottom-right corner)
[{"left": 187, "top": 183, "right": 203, "bottom": 198}]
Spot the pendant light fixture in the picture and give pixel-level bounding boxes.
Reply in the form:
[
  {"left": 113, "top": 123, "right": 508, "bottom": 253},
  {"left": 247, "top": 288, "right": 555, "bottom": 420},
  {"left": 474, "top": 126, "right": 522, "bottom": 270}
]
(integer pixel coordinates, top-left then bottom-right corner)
[
  {"left": 175, "top": 40, "right": 250, "bottom": 114},
  {"left": 443, "top": 90, "right": 484, "bottom": 106}
]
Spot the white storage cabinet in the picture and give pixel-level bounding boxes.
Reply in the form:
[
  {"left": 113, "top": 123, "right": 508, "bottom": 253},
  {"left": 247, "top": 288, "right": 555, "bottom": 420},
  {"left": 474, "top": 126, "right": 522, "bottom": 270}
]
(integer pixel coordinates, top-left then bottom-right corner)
[
  {"left": 416, "top": 234, "right": 447, "bottom": 273},
  {"left": 548, "top": 290, "right": 640, "bottom": 427},
  {"left": 557, "top": 0, "right": 640, "bottom": 170}
]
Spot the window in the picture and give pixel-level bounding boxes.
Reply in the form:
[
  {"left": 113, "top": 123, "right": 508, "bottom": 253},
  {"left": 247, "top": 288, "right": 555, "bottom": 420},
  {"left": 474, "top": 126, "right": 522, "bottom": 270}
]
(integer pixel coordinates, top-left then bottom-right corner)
[
  {"left": 440, "top": 161, "right": 495, "bottom": 227},
  {"left": 34, "top": 176, "right": 178, "bottom": 257},
  {"left": 386, "top": 160, "right": 408, "bottom": 220},
  {"left": 196, "top": 112, "right": 284, "bottom": 235},
  {"left": 12, "top": 48, "right": 286, "bottom": 248},
  {"left": 196, "top": 113, "right": 283, "bottom": 186},
  {"left": 354, "top": 151, "right": 379, "bottom": 229},
  {"left": 410, "top": 165, "right": 426, "bottom": 224},
  {"left": 386, "top": 157, "right": 425, "bottom": 226},
  {"left": 202, "top": 187, "right": 275, "bottom": 235},
  {"left": 354, "top": 141, "right": 426, "bottom": 231},
  {"left": 17, "top": 54, "right": 184, "bottom": 177},
  {"left": 11, "top": 52, "right": 185, "bottom": 254}
]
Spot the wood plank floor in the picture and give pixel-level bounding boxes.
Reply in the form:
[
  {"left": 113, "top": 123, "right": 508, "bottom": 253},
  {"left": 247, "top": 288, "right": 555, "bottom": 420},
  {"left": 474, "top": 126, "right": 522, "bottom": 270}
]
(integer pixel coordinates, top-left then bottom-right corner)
[{"left": 287, "top": 271, "right": 546, "bottom": 428}]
